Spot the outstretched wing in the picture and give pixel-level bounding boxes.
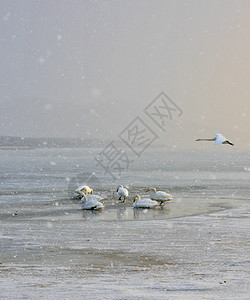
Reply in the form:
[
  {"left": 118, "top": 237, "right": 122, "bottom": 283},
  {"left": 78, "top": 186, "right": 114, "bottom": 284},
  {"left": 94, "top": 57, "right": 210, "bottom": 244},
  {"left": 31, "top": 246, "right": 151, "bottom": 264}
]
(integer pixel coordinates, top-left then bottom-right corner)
[{"left": 222, "top": 140, "right": 234, "bottom": 146}]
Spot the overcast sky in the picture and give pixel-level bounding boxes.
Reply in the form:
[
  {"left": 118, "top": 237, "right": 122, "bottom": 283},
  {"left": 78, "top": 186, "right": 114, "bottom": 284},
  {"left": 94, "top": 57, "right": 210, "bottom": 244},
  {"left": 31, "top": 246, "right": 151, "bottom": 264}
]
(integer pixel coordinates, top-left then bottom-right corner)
[{"left": 1, "top": 0, "right": 249, "bottom": 148}]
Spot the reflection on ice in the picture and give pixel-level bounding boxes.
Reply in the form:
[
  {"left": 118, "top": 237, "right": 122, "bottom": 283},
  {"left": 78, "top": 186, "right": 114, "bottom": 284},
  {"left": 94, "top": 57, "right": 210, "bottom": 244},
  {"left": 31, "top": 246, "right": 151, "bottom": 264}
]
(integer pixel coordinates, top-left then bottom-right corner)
[{"left": 78, "top": 197, "right": 232, "bottom": 222}]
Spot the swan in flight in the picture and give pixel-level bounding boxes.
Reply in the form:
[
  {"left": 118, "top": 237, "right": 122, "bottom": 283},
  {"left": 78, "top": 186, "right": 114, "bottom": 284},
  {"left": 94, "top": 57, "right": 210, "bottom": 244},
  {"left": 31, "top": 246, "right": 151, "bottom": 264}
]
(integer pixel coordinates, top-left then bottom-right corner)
[
  {"left": 133, "top": 195, "right": 159, "bottom": 209},
  {"left": 78, "top": 191, "right": 104, "bottom": 210},
  {"left": 117, "top": 185, "right": 129, "bottom": 202},
  {"left": 146, "top": 187, "right": 172, "bottom": 205},
  {"left": 72, "top": 185, "right": 93, "bottom": 199},
  {"left": 196, "top": 133, "right": 234, "bottom": 146}
]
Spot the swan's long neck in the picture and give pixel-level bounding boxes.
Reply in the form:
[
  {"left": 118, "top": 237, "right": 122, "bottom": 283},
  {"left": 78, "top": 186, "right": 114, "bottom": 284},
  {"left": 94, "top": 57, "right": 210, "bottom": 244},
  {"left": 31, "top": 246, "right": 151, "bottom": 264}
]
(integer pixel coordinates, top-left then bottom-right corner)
[
  {"left": 134, "top": 195, "right": 141, "bottom": 202},
  {"left": 196, "top": 138, "right": 216, "bottom": 141},
  {"left": 149, "top": 187, "right": 156, "bottom": 193},
  {"left": 117, "top": 185, "right": 123, "bottom": 192},
  {"left": 79, "top": 191, "right": 88, "bottom": 203}
]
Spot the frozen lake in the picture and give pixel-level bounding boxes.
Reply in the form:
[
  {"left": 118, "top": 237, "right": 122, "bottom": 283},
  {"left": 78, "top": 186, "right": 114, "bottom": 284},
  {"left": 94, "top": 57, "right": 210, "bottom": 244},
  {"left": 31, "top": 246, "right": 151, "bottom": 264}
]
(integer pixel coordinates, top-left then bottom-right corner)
[{"left": 0, "top": 147, "right": 249, "bottom": 299}]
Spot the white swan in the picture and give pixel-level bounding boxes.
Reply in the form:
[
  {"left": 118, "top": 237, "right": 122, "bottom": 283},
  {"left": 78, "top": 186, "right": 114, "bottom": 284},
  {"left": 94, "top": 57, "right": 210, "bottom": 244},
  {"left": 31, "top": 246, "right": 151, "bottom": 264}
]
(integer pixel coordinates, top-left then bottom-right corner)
[
  {"left": 117, "top": 185, "right": 128, "bottom": 202},
  {"left": 196, "top": 133, "right": 234, "bottom": 146},
  {"left": 72, "top": 185, "right": 93, "bottom": 199},
  {"left": 133, "top": 195, "right": 159, "bottom": 209},
  {"left": 81, "top": 194, "right": 104, "bottom": 203},
  {"left": 78, "top": 191, "right": 104, "bottom": 210},
  {"left": 146, "top": 187, "right": 172, "bottom": 205}
]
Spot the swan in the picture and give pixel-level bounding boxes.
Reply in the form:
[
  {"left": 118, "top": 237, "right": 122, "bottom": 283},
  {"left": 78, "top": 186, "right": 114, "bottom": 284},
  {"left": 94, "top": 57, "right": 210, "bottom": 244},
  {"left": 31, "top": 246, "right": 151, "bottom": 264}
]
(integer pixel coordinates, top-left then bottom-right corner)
[
  {"left": 75, "top": 185, "right": 93, "bottom": 194},
  {"left": 146, "top": 187, "right": 172, "bottom": 205},
  {"left": 78, "top": 191, "right": 104, "bottom": 210},
  {"left": 196, "top": 133, "right": 234, "bottom": 146},
  {"left": 80, "top": 194, "right": 104, "bottom": 203},
  {"left": 133, "top": 194, "right": 159, "bottom": 209},
  {"left": 117, "top": 185, "right": 128, "bottom": 202},
  {"left": 72, "top": 185, "right": 93, "bottom": 199}
]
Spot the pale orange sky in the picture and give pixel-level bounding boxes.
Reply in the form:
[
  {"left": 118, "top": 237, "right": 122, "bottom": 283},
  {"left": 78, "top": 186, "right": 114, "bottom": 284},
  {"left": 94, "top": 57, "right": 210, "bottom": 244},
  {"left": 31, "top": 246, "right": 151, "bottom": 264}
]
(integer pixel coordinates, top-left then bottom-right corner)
[{"left": 1, "top": 0, "right": 249, "bottom": 148}]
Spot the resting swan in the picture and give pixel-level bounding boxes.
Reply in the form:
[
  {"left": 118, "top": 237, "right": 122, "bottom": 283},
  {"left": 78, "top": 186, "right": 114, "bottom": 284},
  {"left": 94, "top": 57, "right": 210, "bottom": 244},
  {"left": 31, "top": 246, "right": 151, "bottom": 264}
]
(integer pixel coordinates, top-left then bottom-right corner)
[
  {"left": 133, "top": 194, "right": 159, "bottom": 209},
  {"left": 78, "top": 191, "right": 104, "bottom": 210},
  {"left": 146, "top": 187, "right": 172, "bottom": 205},
  {"left": 117, "top": 185, "right": 128, "bottom": 202},
  {"left": 80, "top": 194, "right": 104, "bottom": 203},
  {"left": 72, "top": 185, "right": 93, "bottom": 199}
]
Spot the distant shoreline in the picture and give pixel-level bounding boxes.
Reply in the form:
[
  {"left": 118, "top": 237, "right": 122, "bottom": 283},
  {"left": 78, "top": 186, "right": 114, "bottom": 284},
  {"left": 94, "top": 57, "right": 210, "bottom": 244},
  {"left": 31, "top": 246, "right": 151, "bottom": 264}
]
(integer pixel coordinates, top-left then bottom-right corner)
[
  {"left": 0, "top": 146, "right": 32, "bottom": 150},
  {"left": 0, "top": 135, "right": 111, "bottom": 149}
]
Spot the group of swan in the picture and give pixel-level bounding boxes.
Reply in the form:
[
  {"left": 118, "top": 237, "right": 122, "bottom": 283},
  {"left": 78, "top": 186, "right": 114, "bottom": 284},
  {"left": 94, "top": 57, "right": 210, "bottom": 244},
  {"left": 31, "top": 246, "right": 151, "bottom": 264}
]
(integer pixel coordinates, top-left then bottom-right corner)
[
  {"left": 72, "top": 133, "right": 234, "bottom": 210},
  {"left": 73, "top": 185, "right": 172, "bottom": 210}
]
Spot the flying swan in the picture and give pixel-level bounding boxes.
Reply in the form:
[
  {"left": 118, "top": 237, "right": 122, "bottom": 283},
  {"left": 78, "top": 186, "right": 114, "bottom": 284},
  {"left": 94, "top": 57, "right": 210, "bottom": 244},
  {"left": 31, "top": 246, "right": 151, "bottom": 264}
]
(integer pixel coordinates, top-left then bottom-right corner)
[{"left": 196, "top": 133, "right": 234, "bottom": 146}]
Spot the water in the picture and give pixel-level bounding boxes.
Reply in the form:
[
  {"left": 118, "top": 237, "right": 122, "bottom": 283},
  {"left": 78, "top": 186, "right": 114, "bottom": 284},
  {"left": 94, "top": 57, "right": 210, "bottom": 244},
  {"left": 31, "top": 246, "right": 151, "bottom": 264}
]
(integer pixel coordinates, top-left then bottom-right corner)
[
  {"left": 0, "top": 147, "right": 249, "bottom": 220},
  {"left": 0, "top": 147, "right": 249, "bottom": 299},
  {"left": 1, "top": 147, "right": 249, "bottom": 206}
]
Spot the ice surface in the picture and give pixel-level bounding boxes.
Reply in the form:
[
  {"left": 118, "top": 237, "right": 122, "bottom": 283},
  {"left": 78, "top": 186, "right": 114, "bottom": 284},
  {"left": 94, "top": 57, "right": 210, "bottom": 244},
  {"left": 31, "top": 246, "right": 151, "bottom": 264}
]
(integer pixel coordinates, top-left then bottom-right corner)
[{"left": 0, "top": 148, "right": 249, "bottom": 299}]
